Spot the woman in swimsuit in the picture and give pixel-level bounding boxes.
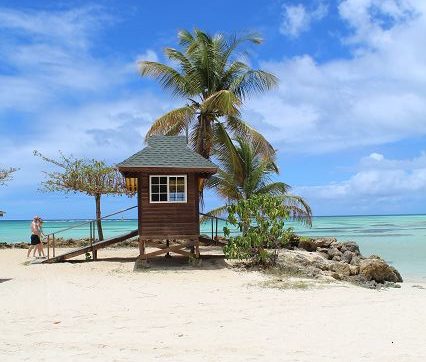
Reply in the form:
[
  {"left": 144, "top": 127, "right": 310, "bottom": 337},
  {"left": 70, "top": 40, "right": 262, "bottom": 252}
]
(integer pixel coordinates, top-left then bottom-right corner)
[{"left": 27, "top": 216, "right": 45, "bottom": 258}]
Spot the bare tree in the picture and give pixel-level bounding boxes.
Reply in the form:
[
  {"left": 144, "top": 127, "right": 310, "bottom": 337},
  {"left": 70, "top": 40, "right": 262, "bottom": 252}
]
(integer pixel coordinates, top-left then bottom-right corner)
[
  {"left": 0, "top": 167, "right": 17, "bottom": 186},
  {"left": 34, "top": 151, "right": 131, "bottom": 240}
]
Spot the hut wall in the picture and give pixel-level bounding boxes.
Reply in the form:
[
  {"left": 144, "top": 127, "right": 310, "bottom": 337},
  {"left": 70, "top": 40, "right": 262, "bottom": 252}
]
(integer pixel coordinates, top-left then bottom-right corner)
[{"left": 138, "top": 173, "right": 200, "bottom": 239}]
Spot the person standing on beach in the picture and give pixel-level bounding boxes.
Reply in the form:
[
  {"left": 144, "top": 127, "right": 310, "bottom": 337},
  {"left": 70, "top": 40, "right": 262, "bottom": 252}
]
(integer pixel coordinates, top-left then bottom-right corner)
[{"left": 27, "top": 216, "right": 45, "bottom": 258}]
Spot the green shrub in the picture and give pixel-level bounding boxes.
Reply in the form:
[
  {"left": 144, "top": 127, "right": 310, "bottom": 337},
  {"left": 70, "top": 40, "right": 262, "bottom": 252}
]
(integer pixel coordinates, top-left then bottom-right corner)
[{"left": 223, "top": 194, "right": 292, "bottom": 265}]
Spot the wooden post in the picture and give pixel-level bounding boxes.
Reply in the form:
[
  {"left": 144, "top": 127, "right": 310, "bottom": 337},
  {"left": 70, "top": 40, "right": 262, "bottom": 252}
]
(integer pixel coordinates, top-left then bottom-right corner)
[
  {"left": 53, "top": 234, "right": 56, "bottom": 258},
  {"left": 90, "top": 221, "right": 94, "bottom": 260},
  {"left": 137, "top": 175, "right": 145, "bottom": 258},
  {"left": 195, "top": 238, "right": 200, "bottom": 259},
  {"left": 211, "top": 217, "right": 214, "bottom": 240},
  {"left": 139, "top": 237, "right": 145, "bottom": 256},
  {"left": 47, "top": 235, "right": 50, "bottom": 260},
  {"left": 165, "top": 239, "right": 171, "bottom": 258}
]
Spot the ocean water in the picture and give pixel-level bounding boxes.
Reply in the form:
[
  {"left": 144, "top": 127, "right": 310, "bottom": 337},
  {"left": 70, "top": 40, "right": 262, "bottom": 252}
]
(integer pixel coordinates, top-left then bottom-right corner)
[{"left": 1, "top": 215, "right": 425, "bottom": 279}]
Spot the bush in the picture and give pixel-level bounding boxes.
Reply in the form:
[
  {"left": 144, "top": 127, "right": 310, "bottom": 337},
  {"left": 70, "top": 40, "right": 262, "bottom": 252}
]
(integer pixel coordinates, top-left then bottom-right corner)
[{"left": 223, "top": 195, "right": 292, "bottom": 265}]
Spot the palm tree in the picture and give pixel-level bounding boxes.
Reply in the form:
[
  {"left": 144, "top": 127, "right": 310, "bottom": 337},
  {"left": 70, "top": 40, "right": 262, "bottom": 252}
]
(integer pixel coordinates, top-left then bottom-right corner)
[
  {"left": 138, "top": 29, "right": 278, "bottom": 159},
  {"left": 205, "top": 127, "right": 312, "bottom": 225}
]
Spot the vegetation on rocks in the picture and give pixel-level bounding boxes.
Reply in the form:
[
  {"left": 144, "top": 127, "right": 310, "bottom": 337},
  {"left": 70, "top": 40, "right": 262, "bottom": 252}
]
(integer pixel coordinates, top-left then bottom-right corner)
[{"left": 223, "top": 194, "right": 295, "bottom": 265}]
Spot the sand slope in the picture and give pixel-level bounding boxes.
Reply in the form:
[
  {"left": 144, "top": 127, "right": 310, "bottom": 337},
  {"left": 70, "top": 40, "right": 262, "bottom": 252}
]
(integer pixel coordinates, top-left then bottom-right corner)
[{"left": 0, "top": 248, "right": 425, "bottom": 361}]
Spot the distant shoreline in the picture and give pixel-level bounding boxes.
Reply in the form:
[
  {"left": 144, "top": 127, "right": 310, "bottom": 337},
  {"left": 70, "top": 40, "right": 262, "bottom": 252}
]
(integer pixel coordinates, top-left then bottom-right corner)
[{"left": 1, "top": 213, "right": 426, "bottom": 221}]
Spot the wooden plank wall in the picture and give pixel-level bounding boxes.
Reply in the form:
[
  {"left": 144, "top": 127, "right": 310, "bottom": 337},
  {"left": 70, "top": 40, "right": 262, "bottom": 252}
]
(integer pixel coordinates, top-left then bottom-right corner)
[{"left": 138, "top": 173, "right": 200, "bottom": 239}]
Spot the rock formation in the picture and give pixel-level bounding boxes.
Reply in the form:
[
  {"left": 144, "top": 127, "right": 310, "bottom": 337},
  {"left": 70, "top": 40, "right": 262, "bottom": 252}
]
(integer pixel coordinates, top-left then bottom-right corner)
[{"left": 280, "top": 237, "right": 403, "bottom": 288}]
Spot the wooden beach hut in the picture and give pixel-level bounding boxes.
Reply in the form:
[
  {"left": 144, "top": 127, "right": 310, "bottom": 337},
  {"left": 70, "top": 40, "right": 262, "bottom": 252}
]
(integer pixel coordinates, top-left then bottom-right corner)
[{"left": 117, "top": 136, "right": 217, "bottom": 260}]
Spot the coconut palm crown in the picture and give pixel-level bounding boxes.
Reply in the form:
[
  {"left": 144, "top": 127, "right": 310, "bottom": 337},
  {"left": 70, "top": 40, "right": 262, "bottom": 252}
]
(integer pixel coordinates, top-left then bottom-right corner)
[
  {"left": 138, "top": 29, "right": 278, "bottom": 159},
  {"left": 206, "top": 129, "right": 312, "bottom": 225}
]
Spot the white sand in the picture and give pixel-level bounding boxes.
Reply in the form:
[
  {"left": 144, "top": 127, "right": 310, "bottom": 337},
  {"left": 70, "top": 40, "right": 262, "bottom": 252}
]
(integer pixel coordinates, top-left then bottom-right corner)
[{"left": 0, "top": 247, "right": 425, "bottom": 362}]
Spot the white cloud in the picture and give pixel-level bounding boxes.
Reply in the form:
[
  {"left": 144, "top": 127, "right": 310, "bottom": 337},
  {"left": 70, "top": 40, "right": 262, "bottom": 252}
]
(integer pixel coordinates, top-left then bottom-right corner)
[
  {"left": 0, "top": 6, "right": 129, "bottom": 112},
  {"left": 0, "top": 5, "right": 109, "bottom": 49},
  {"left": 338, "top": 0, "right": 417, "bottom": 48},
  {"left": 295, "top": 152, "right": 426, "bottom": 214},
  {"left": 368, "top": 153, "right": 384, "bottom": 161},
  {"left": 0, "top": 6, "right": 174, "bottom": 206},
  {"left": 124, "top": 49, "right": 159, "bottom": 74},
  {"left": 246, "top": 0, "right": 426, "bottom": 154},
  {"left": 280, "top": 2, "right": 328, "bottom": 37},
  {"left": 135, "top": 49, "right": 159, "bottom": 63}
]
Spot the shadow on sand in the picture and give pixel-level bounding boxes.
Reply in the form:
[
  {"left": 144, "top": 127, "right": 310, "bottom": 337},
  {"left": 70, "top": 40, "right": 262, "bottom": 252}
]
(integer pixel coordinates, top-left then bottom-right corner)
[
  {"left": 65, "top": 254, "right": 228, "bottom": 271},
  {"left": 134, "top": 254, "right": 228, "bottom": 272}
]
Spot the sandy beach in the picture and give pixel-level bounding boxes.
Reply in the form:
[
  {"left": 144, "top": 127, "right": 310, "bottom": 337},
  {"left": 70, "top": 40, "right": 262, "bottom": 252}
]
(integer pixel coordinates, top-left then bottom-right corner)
[{"left": 0, "top": 247, "right": 425, "bottom": 362}]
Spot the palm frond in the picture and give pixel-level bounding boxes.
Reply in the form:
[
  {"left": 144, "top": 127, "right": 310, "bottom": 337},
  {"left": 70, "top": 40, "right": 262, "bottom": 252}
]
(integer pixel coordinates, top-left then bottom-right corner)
[
  {"left": 146, "top": 106, "right": 196, "bottom": 139},
  {"left": 226, "top": 116, "right": 275, "bottom": 161},
  {"left": 256, "top": 182, "right": 291, "bottom": 195},
  {"left": 201, "top": 90, "right": 241, "bottom": 117},
  {"left": 280, "top": 194, "right": 313, "bottom": 226},
  {"left": 164, "top": 48, "right": 192, "bottom": 69},
  {"left": 138, "top": 61, "right": 189, "bottom": 97},
  {"left": 213, "top": 122, "right": 243, "bottom": 173},
  {"left": 178, "top": 29, "right": 194, "bottom": 46},
  {"left": 200, "top": 205, "right": 228, "bottom": 223},
  {"left": 230, "top": 70, "right": 278, "bottom": 100}
]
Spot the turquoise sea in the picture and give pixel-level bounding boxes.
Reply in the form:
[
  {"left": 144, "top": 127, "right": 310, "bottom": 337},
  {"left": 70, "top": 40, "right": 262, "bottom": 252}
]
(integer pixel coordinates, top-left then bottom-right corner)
[{"left": 1, "top": 215, "right": 425, "bottom": 280}]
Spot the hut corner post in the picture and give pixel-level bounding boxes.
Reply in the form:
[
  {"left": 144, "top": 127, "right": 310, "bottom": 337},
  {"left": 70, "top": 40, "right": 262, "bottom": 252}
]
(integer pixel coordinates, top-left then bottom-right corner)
[{"left": 137, "top": 175, "right": 146, "bottom": 259}]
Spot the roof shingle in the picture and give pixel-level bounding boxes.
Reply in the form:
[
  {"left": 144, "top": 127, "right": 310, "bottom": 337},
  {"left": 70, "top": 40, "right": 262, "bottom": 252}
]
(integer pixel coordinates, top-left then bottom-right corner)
[{"left": 117, "top": 136, "right": 217, "bottom": 170}]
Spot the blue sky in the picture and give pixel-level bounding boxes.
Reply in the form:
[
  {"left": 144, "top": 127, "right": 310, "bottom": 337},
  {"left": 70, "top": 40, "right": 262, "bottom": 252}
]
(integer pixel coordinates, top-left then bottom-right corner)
[{"left": 1, "top": 0, "right": 425, "bottom": 219}]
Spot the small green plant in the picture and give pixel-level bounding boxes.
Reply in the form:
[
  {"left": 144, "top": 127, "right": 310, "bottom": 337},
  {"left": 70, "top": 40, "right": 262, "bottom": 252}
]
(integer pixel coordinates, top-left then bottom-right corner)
[
  {"left": 223, "top": 194, "right": 291, "bottom": 265},
  {"left": 85, "top": 252, "right": 92, "bottom": 261}
]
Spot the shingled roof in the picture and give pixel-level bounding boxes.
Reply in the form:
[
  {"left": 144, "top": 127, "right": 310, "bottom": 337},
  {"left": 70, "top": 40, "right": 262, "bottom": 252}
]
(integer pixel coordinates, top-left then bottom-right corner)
[{"left": 117, "top": 136, "right": 217, "bottom": 171}]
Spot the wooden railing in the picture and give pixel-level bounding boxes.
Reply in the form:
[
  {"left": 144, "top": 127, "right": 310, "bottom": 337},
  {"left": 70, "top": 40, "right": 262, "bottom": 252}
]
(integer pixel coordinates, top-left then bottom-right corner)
[
  {"left": 199, "top": 212, "right": 240, "bottom": 241},
  {"left": 44, "top": 206, "right": 138, "bottom": 260}
]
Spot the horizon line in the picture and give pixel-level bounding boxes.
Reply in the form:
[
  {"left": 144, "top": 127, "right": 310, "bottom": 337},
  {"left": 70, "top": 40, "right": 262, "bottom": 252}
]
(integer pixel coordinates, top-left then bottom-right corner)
[{"left": 1, "top": 213, "right": 426, "bottom": 221}]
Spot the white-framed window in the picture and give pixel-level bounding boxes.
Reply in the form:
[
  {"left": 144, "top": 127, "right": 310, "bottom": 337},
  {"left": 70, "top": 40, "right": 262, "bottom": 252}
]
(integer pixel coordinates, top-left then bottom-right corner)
[{"left": 149, "top": 175, "right": 187, "bottom": 203}]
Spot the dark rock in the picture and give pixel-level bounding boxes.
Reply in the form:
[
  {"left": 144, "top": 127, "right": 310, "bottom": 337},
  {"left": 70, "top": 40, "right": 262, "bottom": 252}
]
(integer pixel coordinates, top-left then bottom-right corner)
[
  {"left": 330, "top": 262, "right": 351, "bottom": 276},
  {"left": 316, "top": 247, "right": 329, "bottom": 259},
  {"left": 312, "top": 238, "right": 336, "bottom": 248},
  {"left": 328, "top": 248, "right": 342, "bottom": 258},
  {"left": 342, "top": 250, "right": 354, "bottom": 264},
  {"left": 350, "top": 256, "right": 362, "bottom": 266},
  {"left": 341, "top": 242, "right": 361, "bottom": 255},
  {"left": 331, "top": 272, "right": 342, "bottom": 280},
  {"left": 316, "top": 247, "right": 329, "bottom": 253},
  {"left": 359, "top": 259, "right": 401, "bottom": 283},
  {"left": 389, "top": 266, "right": 403, "bottom": 283},
  {"left": 298, "top": 239, "right": 317, "bottom": 252}
]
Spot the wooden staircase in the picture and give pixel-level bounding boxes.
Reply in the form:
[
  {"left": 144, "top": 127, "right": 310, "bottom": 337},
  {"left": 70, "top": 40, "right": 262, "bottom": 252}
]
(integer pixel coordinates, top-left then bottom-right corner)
[{"left": 43, "top": 229, "right": 138, "bottom": 263}]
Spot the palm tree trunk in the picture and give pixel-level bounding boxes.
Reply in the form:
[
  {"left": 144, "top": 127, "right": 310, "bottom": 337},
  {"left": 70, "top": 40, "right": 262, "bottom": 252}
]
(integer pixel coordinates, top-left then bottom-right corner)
[
  {"left": 95, "top": 194, "right": 104, "bottom": 241},
  {"left": 196, "top": 114, "right": 213, "bottom": 159}
]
